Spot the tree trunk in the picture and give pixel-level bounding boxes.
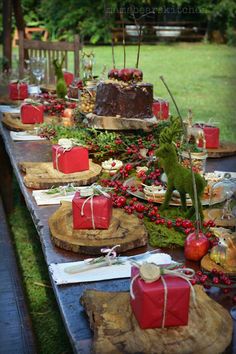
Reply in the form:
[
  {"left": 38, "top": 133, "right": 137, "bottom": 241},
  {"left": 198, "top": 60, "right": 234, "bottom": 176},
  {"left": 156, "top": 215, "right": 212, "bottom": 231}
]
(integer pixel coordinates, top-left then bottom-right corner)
[
  {"left": 12, "top": 0, "right": 28, "bottom": 61},
  {"left": 2, "top": 0, "right": 12, "bottom": 71}
]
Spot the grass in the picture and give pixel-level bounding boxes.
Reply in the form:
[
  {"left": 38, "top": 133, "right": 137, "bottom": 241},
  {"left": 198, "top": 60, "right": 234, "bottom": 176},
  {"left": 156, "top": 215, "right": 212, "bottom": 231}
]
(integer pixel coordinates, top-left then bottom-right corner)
[{"left": 9, "top": 184, "right": 72, "bottom": 354}]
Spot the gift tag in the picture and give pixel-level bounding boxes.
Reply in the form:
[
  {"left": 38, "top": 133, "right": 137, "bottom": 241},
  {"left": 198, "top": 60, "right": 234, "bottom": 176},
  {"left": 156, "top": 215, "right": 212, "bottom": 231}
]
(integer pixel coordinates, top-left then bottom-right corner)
[{"left": 139, "top": 263, "right": 161, "bottom": 283}]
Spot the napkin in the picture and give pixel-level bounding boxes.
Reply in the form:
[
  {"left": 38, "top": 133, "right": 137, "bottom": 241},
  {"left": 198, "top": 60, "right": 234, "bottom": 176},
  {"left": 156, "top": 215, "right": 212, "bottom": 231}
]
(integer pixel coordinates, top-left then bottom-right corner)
[
  {"left": 33, "top": 186, "right": 89, "bottom": 205},
  {"left": 0, "top": 105, "right": 20, "bottom": 114},
  {"left": 49, "top": 253, "right": 174, "bottom": 285},
  {"left": 10, "top": 131, "right": 46, "bottom": 141}
]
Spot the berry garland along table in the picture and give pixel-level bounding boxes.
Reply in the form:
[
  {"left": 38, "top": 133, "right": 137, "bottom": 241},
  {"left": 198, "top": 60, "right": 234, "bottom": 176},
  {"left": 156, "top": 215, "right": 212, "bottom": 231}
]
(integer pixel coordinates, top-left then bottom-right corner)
[{"left": 0, "top": 113, "right": 236, "bottom": 354}]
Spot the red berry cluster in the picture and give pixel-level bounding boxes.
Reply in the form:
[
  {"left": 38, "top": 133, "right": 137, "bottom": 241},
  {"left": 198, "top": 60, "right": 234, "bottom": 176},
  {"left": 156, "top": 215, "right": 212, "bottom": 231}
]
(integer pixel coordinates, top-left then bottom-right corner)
[
  {"left": 39, "top": 93, "right": 77, "bottom": 117},
  {"left": 191, "top": 269, "right": 235, "bottom": 299}
]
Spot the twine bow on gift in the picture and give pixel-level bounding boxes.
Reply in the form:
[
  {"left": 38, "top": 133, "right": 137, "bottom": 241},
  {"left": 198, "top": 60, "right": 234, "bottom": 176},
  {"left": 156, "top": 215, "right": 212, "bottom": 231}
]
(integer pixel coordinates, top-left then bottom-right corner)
[
  {"left": 130, "top": 263, "right": 196, "bottom": 328},
  {"left": 11, "top": 79, "right": 27, "bottom": 99},
  {"left": 80, "top": 184, "right": 112, "bottom": 229},
  {"left": 55, "top": 138, "right": 84, "bottom": 171}
]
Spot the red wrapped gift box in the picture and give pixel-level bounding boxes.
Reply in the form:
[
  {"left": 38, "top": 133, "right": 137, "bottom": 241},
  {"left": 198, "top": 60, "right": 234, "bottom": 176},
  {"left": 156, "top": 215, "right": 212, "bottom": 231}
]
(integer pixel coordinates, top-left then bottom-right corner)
[
  {"left": 63, "top": 71, "right": 74, "bottom": 86},
  {"left": 194, "top": 124, "right": 220, "bottom": 149},
  {"left": 52, "top": 145, "right": 89, "bottom": 174},
  {"left": 130, "top": 267, "right": 190, "bottom": 329},
  {"left": 152, "top": 99, "right": 169, "bottom": 120},
  {"left": 9, "top": 82, "right": 28, "bottom": 100},
  {"left": 72, "top": 192, "right": 112, "bottom": 229},
  {"left": 21, "top": 103, "right": 44, "bottom": 124}
]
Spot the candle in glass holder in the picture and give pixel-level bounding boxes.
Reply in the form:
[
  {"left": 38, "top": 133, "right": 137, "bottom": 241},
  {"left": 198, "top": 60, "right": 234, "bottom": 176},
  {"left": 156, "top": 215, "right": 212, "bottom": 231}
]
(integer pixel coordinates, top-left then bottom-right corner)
[{"left": 62, "top": 108, "right": 74, "bottom": 127}]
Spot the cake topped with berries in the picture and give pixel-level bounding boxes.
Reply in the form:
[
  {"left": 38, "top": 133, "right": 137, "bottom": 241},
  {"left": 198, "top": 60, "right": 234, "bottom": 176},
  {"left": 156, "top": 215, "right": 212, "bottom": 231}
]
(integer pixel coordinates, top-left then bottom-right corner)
[{"left": 93, "top": 68, "right": 153, "bottom": 119}]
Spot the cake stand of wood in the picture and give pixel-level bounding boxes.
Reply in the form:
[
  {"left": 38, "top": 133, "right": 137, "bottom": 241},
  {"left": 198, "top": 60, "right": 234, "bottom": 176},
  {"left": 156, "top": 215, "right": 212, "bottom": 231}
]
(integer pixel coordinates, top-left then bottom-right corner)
[
  {"left": 80, "top": 285, "right": 233, "bottom": 354},
  {"left": 203, "top": 208, "right": 236, "bottom": 228},
  {"left": 207, "top": 141, "right": 236, "bottom": 158},
  {"left": 2, "top": 112, "right": 60, "bottom": 132},
  {"left": 19, "top": 160, "right": 102, "bottom": 189},
  {"left": 86, "top": 113, "right": 159, "bottom": 131},
  {"left": 48, "top": 201, "right": 148, "bottom": 255},
  {"left": 0, "top": 95, "right": 22, "bottom": 105},
  {"left": 201, "top": 254, "right": 236, "bottom": 277}
]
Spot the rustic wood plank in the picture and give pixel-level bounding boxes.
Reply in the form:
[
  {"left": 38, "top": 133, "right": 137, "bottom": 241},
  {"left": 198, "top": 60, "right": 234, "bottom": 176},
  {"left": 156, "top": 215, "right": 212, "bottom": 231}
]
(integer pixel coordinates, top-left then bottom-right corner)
[
  {"left": 0, "top": 113, "right": 235, "bottom": 354},
  {"left": 81, "top": 286, "right": 233, "bottom": 354},
  {"left": 49, "top": 202, "right": 148, "bottom": 254}
]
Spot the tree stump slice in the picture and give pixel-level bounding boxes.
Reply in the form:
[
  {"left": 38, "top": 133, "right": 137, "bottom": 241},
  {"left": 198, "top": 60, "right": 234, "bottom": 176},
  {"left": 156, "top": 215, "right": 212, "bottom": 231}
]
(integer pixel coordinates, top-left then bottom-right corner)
[
  {"left": 48, "top": 201, "right": 148, "bottom": 255},
  {"left": 203, "top": 208, "right": 236, "bottom": 228},
  {"left": 201, "top": 254, "right": 236, "bottom": 276},
  {"left": 19, "top": 160, "right": 102, "bottom": 189},
  {"left": 80, "top": 286, "right": 233, "bottom": 354},
  {"left": 86, "top": 113, "right": 158, "bottom": 131},
  {"left": 207, "top": 141, "right": 236, "bottom": 158},
  {"left": 2, "top": 112, "right": 60, "bottom": 132}
]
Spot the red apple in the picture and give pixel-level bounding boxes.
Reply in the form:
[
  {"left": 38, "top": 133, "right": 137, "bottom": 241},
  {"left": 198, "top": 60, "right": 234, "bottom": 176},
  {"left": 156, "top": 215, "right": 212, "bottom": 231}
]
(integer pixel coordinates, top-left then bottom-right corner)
[
  {"left": 118, "top": 68, "right": 133, "bottom": 82},
  {"left": 108, "top": 68, "right": 119, "bottom": 80},
  {"left": 184, "top": 231, "right": 210, "bottom": 261},
  {"left": 132, "top": 68, "right": 143, "bottom": 82}
]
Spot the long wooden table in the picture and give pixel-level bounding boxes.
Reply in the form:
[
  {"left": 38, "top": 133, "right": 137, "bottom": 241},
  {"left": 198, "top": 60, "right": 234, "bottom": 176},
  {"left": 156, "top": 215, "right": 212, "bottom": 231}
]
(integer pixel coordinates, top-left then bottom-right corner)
[{"left": 0, "top": 115, "right": 235, "bottom": 353}]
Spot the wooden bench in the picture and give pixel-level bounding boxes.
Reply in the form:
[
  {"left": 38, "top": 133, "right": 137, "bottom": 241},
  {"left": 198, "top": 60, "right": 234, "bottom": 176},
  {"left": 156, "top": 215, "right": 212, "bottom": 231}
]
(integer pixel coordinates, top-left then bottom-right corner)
[{"left": 112, "top": 21, "right": 207, "bottom": 43}]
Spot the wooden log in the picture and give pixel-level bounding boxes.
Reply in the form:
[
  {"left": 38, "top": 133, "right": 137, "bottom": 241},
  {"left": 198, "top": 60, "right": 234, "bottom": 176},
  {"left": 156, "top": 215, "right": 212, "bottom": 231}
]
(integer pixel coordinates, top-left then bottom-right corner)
[
  {"left": 19, "top": 160, "right": 102, "bottom": 189},
  {"left": 201, "top": 254, "right": 236, "bottom": 276},
  {"left": 86, "top": 113, "right": 158, "bottom": 131},
  {"left": 80, "top": 285, "right": 233, "bottom": 354},
  {"left": 2, "top": 112, "right": 60, "bottom": 131},
  {"left": 207, "top": 141, "right": 236, "bottom": 158},
  {"left": 203, "top": 208, "right": 236, "bottom": 228},
  {"left": 49, "top": 201, "right": 148, "bottom": 254}
]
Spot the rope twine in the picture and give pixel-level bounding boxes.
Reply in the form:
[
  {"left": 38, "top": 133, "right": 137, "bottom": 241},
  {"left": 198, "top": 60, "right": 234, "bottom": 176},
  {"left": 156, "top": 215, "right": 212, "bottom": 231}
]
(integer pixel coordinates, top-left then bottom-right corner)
[
  {"left": 130, "top": 263, "right": 196, "bottom": 328},
  {"left": 80, "top": 184, "right": 112, "bottom": 230},
  {"left": 55, "top": 138, "right": 84, "bottom": 171}
]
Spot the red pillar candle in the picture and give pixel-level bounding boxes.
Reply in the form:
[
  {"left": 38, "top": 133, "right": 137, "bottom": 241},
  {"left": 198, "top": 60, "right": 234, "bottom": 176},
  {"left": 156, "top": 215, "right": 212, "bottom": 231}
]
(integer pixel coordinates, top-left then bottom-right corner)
[
  {"left": 63, "top": 71, "right": 74, "bottom": 86},
  {"left": 152, "top": 99, "right": 169, "bottom": 120}
]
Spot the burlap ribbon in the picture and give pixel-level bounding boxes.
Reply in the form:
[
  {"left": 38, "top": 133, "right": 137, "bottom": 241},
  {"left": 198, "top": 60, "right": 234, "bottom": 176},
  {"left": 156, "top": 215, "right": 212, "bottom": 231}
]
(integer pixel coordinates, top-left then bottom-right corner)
[{"left": 130, "top": 263, "right": 196, "bottom": 328}]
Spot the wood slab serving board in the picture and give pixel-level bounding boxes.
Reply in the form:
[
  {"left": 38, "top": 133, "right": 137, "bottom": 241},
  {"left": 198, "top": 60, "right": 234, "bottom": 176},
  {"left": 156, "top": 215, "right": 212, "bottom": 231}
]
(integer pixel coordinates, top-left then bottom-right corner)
[
  {"left": 201, "top": 254, "right": 236, "bottom": 277},
  {"left": 19, "top": 160, "right": 102, "bottom": 189},
  {"left": 49, "top": 201, "right": 148, "bottom": 254},
  {"left": 203, "top": 208, "right": 236, "bottom": 228},
  {"left": 80, "top": 285, "right": 233, "bottom": 354},
  {"left": 86, "top": 113, "right": 158, "bottom": 131},
  {"left": 207, "top": 141, "right": 236, "bottom": 158},
  {"left": 2, "top": 112, "right": 60, "bottom": 132}
]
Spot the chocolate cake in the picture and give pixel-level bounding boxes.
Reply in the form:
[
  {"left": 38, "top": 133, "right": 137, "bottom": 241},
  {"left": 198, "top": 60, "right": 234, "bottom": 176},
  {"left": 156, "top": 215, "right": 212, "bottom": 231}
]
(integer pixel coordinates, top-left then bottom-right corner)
[{"left": 94, "top": 81, "right": 153, "bottom": 119}]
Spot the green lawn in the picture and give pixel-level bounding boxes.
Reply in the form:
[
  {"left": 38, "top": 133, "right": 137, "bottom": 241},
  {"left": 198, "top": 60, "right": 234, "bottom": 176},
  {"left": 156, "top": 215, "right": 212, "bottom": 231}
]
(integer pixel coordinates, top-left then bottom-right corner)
[{"left": 89, "top": 43, "right": 236, "bottom": 142}]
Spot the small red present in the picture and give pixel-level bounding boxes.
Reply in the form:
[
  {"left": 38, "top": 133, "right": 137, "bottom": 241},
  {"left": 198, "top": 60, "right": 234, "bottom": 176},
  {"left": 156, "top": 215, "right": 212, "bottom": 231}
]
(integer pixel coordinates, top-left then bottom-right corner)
[
  {"left": 130, "top": 267, "right": 190, "bottom": 329},
  {"left": 52, "top": 145, "right": 89, "bottom": 174},
  {"left": 63, "top": 71, "right": 74, "bottom": 86},
  {"left": 195, "top": 124, "right": 220, "bottom": 149},
  {"left": 9, "top": 82, "right": 28, "bottom": 100},
  {"left": 72, "top": 191, "right": 112, "bottom": 229},
  {"left": 152, "top": 99, "right": 169, "bottom": 120},
  {"left": 20, "top": 102, "right": 44, "bottom": 124}
]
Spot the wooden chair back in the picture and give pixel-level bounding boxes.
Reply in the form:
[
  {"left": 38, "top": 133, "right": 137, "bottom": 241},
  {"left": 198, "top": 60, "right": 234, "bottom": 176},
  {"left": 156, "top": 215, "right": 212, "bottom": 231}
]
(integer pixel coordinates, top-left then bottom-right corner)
[{"left": 18, "top": 31, "right": 81, "bottom": 84}]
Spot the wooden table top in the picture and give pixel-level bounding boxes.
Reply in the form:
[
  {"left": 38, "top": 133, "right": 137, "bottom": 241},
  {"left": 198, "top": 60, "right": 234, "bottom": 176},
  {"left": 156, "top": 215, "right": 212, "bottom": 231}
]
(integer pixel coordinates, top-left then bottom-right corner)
[{"left": 0, "top": 116, "right": 235, "bottom": 354}]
